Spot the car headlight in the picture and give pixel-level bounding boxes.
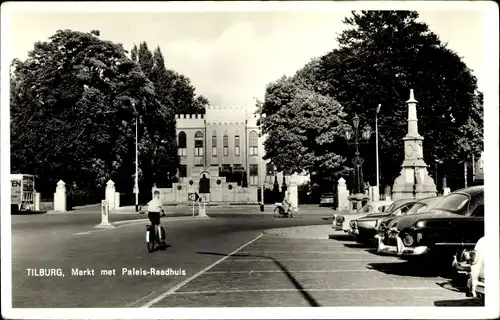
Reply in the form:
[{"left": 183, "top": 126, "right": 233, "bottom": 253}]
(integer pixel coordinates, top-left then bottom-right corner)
[
  {"left": 402, "top": 233, "right": 415, "bottom": 247},
  {"left": 469, "top": 250, "right": 478, "bottom": 265},
  {"left": 415, "top": 220, "right": 425, "bottom": 228}
]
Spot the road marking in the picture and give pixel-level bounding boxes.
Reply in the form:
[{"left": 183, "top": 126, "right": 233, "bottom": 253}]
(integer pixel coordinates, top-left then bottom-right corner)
[
  {"left": 139, "top": 233, "right": 264, "bottom": 308},
  {"left": 223, "top": 258, "right": 398, "bottom": 262},
  {"left": 173, "top": 287, "right": 445, "bottom": 295},
  {"left": 204, "top": 269, "right": 382, "bottom": 274},
  {"left": 245, "top": 243, "right": 347, "bottom": 249},
  {"left": 238, "top": 251, "right": 371, "bottom": 254}
]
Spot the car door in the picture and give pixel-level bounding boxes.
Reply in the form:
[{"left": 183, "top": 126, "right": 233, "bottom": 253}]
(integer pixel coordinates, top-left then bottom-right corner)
[{"left": 469, "top": 203, "right": 484, "bottom": 243}]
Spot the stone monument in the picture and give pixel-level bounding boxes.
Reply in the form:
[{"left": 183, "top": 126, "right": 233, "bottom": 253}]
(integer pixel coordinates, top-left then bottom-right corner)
[{"left": 392, "top": 89, "right": 437, "bottom": 200}]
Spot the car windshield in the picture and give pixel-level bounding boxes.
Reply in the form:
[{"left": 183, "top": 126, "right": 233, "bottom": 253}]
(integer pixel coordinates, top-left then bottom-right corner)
[
  {"left": 357, "top": 204, "right": 375, "bottom": 213},
  {"left": 406, "top": 202, "right": 426, "bottom": 215},
  {"left": 406, "top": 197, "right": 443, "bottom": 215},
  {"left": 385, "top": 200, "right": 411, "bottom": 214},
  {"left": 433, "top": 193, "right": 470, "bottom": 214}
]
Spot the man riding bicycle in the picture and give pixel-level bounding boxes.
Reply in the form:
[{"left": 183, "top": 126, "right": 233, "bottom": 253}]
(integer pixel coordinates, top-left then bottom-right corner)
[{"left": 147, "top": 191, "right": 165, "bottom": 242}]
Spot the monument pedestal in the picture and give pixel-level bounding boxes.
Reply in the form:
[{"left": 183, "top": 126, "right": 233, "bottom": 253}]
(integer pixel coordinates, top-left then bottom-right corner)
[
  {"left": 392, "top": 89, "right": 437, "bottom": 200},
  {"left": 348, "top": 193, "right": 369, "bottom": 212}
]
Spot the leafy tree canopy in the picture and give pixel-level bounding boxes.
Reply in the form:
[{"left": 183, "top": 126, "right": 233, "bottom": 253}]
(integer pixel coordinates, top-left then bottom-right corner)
[
  {"left": 131, "top": 42, "right": 209, "bottom": 115},
  {"left": 259, "top": 59, "right": 351, "bottom": 182},
  {"left": 10, "top": 29, "right": 179, "bottom": 195},
  {"left": 319, "top": 10, "right": 483, "bottom": 189}
]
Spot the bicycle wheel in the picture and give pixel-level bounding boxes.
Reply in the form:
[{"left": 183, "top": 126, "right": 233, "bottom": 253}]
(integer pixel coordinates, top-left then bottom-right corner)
[
  {"left": 147, "top": 230, "right": 156, "bottom": 253},
  {"left": 273, "top": 207, "right": 281, "bottom": 218}
]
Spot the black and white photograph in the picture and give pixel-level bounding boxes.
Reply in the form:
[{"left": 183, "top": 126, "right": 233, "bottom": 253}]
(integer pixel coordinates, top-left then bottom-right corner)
[{"left": 1, "top": 1, "right": 498, "bottom": 319}]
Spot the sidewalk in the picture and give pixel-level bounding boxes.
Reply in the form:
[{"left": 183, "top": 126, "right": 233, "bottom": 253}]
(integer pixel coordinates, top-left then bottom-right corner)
[{"left": 263, "top": 213, "right": 365, "bottom": 239}]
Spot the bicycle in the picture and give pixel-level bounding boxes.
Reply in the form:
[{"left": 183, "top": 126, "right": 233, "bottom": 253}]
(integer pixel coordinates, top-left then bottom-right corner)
[
  {"left": 273, "top": 203, "right": 298, "bottom": 218},
  {"left": 145, "top": 211, "right": 166, "bottom": 253}
]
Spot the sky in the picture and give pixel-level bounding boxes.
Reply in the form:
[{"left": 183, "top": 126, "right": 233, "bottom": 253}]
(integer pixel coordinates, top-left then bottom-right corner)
[{"left": 4, "top": 2, "right": 490, "bottom": 108}]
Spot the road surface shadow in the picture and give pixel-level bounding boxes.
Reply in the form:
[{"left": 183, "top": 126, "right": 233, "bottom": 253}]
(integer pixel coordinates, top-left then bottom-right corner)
[
  {"left": 343, "top": 242, "right": 374, "bottom": 249},
  {"left": 151, "top": 244, "right": 172, "bottom": 252},
  {"left": 328, "top": 233, "right": 353, "bottom": 241},
  {"left": 436, "top": 277, "right": 468, "bottom": 293},
  {"left": 367, "top": 261, "right": 448, "bottom": 278},
  {"left": 434, "top": 298, "right": 484, "bottom": 307},
  {"left": 197, "top": 251, "right": 321, "bottom": 307}
]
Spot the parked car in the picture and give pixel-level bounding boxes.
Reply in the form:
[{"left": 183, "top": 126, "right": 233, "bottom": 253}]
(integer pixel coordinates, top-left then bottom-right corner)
[
  {"left": 348, "top": 198, "right": 416, "bottom": 244},
  {"left": 356, "top": 200, "right": 394, "bottom": 214},
  {"left": 320, "top": 193, "right": 334, "bottom": 207},
  {"left": 376, "top": 196, "right": 444, "bottom": 240},
  {"left": 452, "top": 236, "right": 485, "bottom": 299},
  {"left": 377, "top": 186, "right": 484, "bottom": 263}
]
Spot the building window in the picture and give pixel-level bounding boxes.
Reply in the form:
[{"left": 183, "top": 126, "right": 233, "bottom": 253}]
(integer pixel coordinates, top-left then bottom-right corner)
[
  {"left": 212, "top": 131, "right": 217, "bottom": 156},
  {"left": 249, "top": 131, "right": 258, "bottom": 156},
  {"left": 194, "top": 131, "right": 204, "bottom": 157},
  {"left": 234, "top": 134, "right": 240, "bottom": 157},
  {"left": 266, "top": 163, "right": 275, "bottom": 184},
  {"left": 249, "top": 164, "right": 259, "bottom": 185},
  {"left": 179, "top": 165, "right": 187, "bottom": 178},
  {"left": 220, "top": 164, "right": 232, "bottom": 177},
  {"left": 223, "top": 131, "right": 229, "bottom": 156},
  {"left": 178, "top": 131, "right": 187, "bottom": 157}
]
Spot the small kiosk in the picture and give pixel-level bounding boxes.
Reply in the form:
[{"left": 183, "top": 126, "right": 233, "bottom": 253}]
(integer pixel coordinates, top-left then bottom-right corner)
[{"left": 11, "top": 174, "right": 37, "bottom": 212}]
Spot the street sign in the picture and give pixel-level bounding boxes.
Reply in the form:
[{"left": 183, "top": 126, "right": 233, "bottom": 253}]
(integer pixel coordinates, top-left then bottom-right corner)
[{"left": 188, "top": 193, "right": 199, "bottom": 202}]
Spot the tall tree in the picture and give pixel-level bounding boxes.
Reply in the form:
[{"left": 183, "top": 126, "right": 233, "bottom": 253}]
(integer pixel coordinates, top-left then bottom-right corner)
[
  {"left": 10, "top": 29, "right": 178, "bottom": 197},
  {"left": 319, "top": 10, "right": 483, "bottom": 190},
  {"left": 130, "top": 44, "right": 138, "bottom": 63},
  {"left": 259, "top": 65, "right": 351, "bottom": 188},
  {"left": 137, "top": 42, "right": 154, "bottom": 79},
  {"left": 134, "top": 43, "right": 208, "bottom": 115}
]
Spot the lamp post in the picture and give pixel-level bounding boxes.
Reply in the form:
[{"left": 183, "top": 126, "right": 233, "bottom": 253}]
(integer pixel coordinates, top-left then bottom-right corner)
[
  {"left": 254, "top": 97, "right": 265, "bottom": 212},
  {"left": 259, "top": 113, "right": 265, "bottom": 212},
  {"left": 434, "top": 159, "right": 443, "bottom": 192},
  {"left": 375, "top": 104, "right": 381, "bottom": 200},
  {"left": 132, "top": 103, "right": 139, "bottom": 212},
  {"left": 344, "top": 115, "right": 373, "bottom": 195}
]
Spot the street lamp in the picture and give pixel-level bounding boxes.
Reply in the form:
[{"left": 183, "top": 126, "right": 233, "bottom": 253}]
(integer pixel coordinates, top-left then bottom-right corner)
[
  {"left": 344, "top": 115, "right": 373, "bottom": 195},
  {"left": 434, "top": 159, "right": 443, "bottom": 192},
  {"left": 375, "top": 104, "right": 381, "bottom": 199},
  {"left": 132, "top": 102, "right": 139, "bottom": 212},
  {"left": 254, "top": 96, "right": 265, "bottom": 212}
]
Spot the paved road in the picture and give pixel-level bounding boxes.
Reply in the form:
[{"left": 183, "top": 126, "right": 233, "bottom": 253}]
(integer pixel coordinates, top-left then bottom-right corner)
[
  {"left": 146, "top": 234, "right": 477, "bottom": 307},
  {"left": 11, "top": 210, "right": 330, "bottom": 308},
  {"left": 10, "top": 208, "right": 479, "bottom": 308}
]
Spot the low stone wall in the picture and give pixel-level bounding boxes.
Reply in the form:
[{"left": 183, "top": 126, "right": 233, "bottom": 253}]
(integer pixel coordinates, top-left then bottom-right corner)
[{"left": 153, "top": 179, "right": 259, "bottom": 205}]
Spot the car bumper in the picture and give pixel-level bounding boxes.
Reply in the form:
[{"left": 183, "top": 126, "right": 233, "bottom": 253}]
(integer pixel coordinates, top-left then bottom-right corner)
[{"left": 375, "top": 234, "right": 429, "bottom": 256}]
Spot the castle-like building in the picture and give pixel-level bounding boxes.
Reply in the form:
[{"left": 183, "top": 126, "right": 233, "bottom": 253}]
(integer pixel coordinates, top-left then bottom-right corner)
[
  {"left": 152, "top": 105, "right": 309, "bottom": 204},
  {"left": 175, "top": 105, "right": 274, "bottom": 186}
]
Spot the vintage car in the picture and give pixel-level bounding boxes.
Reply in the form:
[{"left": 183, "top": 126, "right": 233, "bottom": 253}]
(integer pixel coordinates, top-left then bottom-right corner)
[
  {"left": 376, "top": 196, "right": 444, "bottom": 240},
  {"left": 348, "top": 198, "right": 416, "bottom": 244},
  {"left": 320, "top": 193, "right": 335, "bottom": 207},
  {"left": 377, "top": 186, "right": 484, "bottom": 262},
  {"left": 452, "top": 236, "right": 485, "bottom": 299}
]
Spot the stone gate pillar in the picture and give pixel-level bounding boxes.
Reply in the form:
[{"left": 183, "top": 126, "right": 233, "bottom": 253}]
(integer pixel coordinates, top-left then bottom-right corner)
[
  {"left": 105, "top": 180, "right": 116, "bottom": 210},
  {"left": 337, "top": 178, "right": 349, "bottom": 211},
  {"left": 54, "top": 180, "right": 67, "bottom": 212}
]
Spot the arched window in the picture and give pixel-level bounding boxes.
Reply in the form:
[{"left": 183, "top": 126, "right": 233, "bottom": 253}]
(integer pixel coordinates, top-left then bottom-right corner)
[
  {"left": 223, "top": 131, "right": 229, "bottom": 156},
  {"left": 234, "top": 131, "right": 240, "bottom": 157},
  {"left": 178, "top": 131, "right": 187, "bottom": 157},
  {"left": 249, "top": 131, "right": 258, "bottom": 156},
  {"left": 194, "top": 131, "right": 204, "bottom": 156},
  {"left": 212, "top": 131, "right": 217, "bottom": 156}
]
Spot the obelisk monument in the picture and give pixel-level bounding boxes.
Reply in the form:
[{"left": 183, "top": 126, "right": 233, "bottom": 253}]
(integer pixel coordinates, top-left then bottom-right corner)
[{"left": 392, "top": 89, "right": 437, "bottom": 200}]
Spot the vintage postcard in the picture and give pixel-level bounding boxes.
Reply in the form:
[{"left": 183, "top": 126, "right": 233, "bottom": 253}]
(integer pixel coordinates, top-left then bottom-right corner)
[{"left": 1, "top": 1, "right": 498, "bottom": 319}]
